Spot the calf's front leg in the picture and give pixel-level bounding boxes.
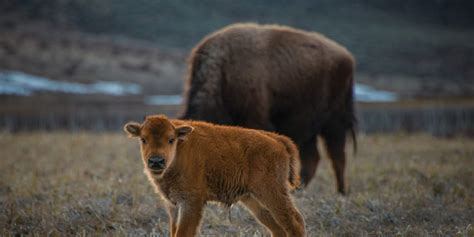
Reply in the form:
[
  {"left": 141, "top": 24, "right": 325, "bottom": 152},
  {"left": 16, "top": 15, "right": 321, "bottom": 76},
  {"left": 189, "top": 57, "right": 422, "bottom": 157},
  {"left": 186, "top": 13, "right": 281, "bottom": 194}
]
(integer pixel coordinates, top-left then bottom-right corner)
[{"left": 176, "top": 200, "right": 204, "bottom": 237}]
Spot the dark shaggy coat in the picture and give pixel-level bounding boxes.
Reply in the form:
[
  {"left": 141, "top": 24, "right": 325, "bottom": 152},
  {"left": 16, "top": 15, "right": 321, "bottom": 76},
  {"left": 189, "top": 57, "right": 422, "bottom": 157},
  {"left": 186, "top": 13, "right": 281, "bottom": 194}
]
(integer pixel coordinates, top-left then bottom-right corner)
[{"left": 181, "top": 23, "right": 356, "bottom": 194}]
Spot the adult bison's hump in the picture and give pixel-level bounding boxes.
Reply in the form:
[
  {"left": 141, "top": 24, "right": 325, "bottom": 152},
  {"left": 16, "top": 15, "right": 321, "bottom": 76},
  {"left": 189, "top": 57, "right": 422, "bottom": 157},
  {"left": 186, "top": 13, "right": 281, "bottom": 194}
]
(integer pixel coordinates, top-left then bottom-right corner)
[{"left": 193, "top": 23, "right": 354, "bottom": 106}]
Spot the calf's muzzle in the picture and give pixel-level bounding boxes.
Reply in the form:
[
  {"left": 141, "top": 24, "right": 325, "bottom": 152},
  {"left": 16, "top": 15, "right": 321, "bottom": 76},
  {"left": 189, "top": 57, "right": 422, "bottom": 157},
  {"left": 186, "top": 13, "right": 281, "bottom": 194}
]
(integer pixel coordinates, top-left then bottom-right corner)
[{"left": 148, "top": 156, "right": 166, "bottom": 170}]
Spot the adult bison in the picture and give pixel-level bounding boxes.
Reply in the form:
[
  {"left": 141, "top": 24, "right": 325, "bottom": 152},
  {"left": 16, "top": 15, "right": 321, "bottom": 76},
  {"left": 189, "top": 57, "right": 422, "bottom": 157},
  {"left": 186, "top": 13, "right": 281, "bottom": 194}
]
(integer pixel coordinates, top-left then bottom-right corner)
[{"left": 181, "top": 23, "right": 356, "bottom": 194}]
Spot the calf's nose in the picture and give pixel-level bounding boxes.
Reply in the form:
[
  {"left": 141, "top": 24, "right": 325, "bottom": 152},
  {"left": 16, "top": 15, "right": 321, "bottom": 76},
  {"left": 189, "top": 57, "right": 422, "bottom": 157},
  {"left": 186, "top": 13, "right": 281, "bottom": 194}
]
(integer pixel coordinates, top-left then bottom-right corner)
[{"left": 148, "top": 156, "right": 165, "bottom": 170}]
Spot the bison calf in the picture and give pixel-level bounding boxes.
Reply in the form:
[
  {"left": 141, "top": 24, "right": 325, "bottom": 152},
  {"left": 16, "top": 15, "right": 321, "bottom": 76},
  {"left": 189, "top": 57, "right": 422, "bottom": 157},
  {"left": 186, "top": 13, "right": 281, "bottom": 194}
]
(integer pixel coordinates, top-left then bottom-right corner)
[{"left": 124, "top": 115, "right": 305, "bottom": 237}]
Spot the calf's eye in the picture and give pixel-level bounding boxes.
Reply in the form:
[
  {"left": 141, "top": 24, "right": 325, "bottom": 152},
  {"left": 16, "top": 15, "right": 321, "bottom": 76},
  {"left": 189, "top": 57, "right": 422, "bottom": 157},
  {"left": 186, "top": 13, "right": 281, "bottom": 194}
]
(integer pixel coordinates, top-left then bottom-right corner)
[
  {"left": 168, "top": 138, "right": 175, "bottom": 144},
  {"left": 141, "top": 138, "right": 147, "bottom": 144}
]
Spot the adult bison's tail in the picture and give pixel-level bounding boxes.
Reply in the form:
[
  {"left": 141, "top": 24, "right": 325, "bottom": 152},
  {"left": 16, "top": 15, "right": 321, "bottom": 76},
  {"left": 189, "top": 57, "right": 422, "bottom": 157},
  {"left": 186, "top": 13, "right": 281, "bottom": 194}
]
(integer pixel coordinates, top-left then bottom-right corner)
[
  {"left": 347, "top": 77, "right": 358, "bottom": 155},
  {"left": 265, "top": 132, "right": 302, "bottom": 190}
]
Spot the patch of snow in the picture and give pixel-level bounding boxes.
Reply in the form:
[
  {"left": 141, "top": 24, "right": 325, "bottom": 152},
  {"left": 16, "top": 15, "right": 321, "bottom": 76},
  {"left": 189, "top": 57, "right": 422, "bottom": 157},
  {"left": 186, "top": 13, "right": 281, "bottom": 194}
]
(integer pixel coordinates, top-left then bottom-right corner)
[
  {"left": 355, "top": 84, "right": 398, "bottom": 102},
  {"left": 144, "top": 95, "right": 183, "bottom": 105},
  {"left": 0, "top": 71, "right": 398, "bottom": 103},
  {"left": 0, "top": 84, "right": 32, "bottom": 96},
  {"left": 91, "top": 81, "right": 141, "bottom": 95},
  {"left": 0, "top": 71, "right": 141, "bottom": 96}
]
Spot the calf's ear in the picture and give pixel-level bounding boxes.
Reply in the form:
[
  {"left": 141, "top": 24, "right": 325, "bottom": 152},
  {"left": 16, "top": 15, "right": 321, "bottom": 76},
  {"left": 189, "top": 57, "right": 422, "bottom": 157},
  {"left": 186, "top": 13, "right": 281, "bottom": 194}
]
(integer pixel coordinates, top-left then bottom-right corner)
[
  {"left": 124, "top": 122, "right": 141, "bottom": 137},
  {"left": 176, "top": 125, "right": 194, "bottom": 140}
]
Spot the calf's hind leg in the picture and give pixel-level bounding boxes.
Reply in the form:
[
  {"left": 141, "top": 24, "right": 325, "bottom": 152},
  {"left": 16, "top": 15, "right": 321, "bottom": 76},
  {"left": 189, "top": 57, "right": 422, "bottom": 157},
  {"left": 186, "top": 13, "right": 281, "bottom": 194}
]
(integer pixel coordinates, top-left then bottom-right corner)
[
  {"left": 253, "top": 188, "right": 305, "bottom": 237},
  {"left": 240, "top": 195, "right": 286, "bottom": 237}
]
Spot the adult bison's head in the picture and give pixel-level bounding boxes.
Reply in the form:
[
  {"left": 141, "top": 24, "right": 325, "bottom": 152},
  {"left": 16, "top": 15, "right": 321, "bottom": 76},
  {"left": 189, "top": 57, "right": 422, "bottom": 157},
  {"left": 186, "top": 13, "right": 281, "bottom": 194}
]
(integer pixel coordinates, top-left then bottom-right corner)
[{"left": 124, "top": 115, "right": 193, "bottom": 176}]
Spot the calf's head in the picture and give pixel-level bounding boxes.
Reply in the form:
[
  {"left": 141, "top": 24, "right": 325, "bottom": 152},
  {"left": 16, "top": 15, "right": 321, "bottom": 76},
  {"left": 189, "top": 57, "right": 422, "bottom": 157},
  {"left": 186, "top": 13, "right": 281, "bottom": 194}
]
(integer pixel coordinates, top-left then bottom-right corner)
[{"left": 124, "top": 115, "right": 194, "bottom": 175}]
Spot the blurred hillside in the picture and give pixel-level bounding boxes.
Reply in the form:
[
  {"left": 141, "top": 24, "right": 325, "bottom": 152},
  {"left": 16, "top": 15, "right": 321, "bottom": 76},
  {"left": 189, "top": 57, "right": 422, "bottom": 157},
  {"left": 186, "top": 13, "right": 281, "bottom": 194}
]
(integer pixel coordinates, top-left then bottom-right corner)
[
  {"left": 1, "top": 0, "right": 474, "bottom": 95},
  {"left": 1, "top": 0, "right": 473, "bottom": 134}
]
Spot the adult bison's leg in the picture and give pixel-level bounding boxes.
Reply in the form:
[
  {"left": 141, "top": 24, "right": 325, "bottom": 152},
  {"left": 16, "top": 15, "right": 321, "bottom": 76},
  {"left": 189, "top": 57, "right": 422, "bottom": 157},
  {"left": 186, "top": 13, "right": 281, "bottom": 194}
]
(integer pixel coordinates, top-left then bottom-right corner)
[
  {"left": 240, "top": 195, "right": 286, "bottom": 237},
  {"left": 254, "top": 190, "right": 305, "bottom": 237},
  {"left": 299, "top": 136, "right": 321, "bottom": 186},
  {"left": 322, "top": 126, "right": 347, "bottom": 194}
]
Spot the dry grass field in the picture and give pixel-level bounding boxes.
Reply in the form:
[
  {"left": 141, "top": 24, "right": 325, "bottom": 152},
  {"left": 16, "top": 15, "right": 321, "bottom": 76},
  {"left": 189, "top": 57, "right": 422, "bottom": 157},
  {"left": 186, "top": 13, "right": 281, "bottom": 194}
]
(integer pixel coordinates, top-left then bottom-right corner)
[{"left": 0, "top": 132, "right": 472, "bottom": 236}]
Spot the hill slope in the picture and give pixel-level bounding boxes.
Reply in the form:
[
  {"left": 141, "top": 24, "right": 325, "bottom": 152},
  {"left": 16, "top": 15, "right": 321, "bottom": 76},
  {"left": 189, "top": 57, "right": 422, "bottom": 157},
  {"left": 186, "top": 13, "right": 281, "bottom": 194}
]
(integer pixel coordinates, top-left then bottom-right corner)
[{"left": 2, "top": 0, "right": 473, "bottom": 86}]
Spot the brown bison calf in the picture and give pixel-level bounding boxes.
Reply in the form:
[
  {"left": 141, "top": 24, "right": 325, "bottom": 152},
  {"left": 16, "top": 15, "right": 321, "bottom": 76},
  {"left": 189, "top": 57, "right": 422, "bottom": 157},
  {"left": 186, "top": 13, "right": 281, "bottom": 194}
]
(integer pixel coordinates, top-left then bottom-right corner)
[
  {"left": 124, "top": 115, "right": 305, "bottom": 237},
  {"left": 181, "top": 23, "right": 356, "bottom": 194}
]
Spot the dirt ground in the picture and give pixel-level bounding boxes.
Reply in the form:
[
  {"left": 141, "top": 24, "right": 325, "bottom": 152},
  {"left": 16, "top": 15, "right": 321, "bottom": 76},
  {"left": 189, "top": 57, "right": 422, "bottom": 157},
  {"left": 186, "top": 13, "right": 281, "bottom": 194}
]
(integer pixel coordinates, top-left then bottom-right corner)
[{"left": 0, "top": 133, "right": 472, "bottom": 236}]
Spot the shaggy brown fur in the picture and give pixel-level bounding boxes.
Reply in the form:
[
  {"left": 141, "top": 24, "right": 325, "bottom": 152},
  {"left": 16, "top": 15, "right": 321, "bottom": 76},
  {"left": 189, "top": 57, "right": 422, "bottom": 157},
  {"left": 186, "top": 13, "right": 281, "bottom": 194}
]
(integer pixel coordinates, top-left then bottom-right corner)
[
  {"left": 181, "top": 23, "right": 356, "bottom": 194},
  {"left": 124, "top": 115, "right": 305, "bottom": 237}
]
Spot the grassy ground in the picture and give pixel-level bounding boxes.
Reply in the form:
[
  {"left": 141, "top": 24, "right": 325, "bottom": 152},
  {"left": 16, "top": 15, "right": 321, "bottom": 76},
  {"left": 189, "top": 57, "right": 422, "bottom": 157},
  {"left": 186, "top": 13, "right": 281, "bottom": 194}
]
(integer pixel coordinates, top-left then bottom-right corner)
[{"left": 0, "top": 133, "right": 472, "bottom": 236}]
